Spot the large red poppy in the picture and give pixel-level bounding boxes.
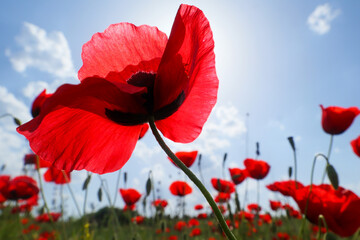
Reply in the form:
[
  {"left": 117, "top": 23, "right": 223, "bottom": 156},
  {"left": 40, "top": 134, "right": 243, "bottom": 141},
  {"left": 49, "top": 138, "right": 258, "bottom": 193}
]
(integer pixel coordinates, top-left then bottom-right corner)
[
  {"left": 211, "top": 178, "right": 235, "bottom": 193},
  {"left": 228, "top": 168, "right": 248, "bottom": 185},
  {"left": 119, "top": 188, "right": 142, "bottom": 208},
  {"left": 351, "top": 136, "right": 360, "bottom": 158},
  {"left": 17, "top": 4, "right": 217, "bottom": 174},
  {"left": 320, "top": 105, "right": 360, "bottom": 135},
  {"left": 44, "top": 167, "right": 71, "bottom": 184},
  {"left": 2, "top": 176, "right": 39, "bottom": 200},
  {"left": 168, "top": 151, "right": 198, "bottom": 168},
  {"left": 291, "top": 184, "right": 360, "bottom": 237},
  {"left": 266, "top": 180, "right": 304, "bottom": 197},
  {"left": 169, "top": 181, "right": 192, "bottom": 197},
  {"left": 244, "top": 158, "right": 270, "bottom": 180}
]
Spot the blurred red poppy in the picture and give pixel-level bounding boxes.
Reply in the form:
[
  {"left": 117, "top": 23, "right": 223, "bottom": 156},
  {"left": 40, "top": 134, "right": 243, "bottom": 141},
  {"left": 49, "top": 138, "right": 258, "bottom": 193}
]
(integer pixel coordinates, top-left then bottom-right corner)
[
  {"left": 229, "top": 168, "right": 248, "bottom": 185},
  {"left": 31, "top": 89, "right": 53, "bottom": 118},
  {"left": 269, "top": 200, "right": 282, "bottom": 211},
  {"left": 259, "top": 213, "right": 272, "bottom": 224},
  {"left": 168, "top": 151, "right": 198, "bottom": 168},
  {"left": 168, "top": 236, "right": 178, "bottom": 240},
  {"left": 266, "top": 180, "right": 304, "bottom": 196},
  {"left": 276, "top": 232, "right": 290, "bottom": 240},
  {"left": 188, "top": 218, "right": 200, "bottom": 227},
  {"left": 17, "top": 4, "right": 218, "bottom": 175},
  {"left": 291, "top": 184, "right": 360, "bottom": 237},
  {"left": 214, "top": 192, "right": 231, "bottom": 203},
  {"left": 131, "top": 215, "right": 145, "bottom": 224},
  {"left": 2, "top": 176, "right": 39, "bottom": 200},
  {"left": 36, "top": 212, "right": 61, "bottom": 222},
  {"left": 244, "top": 158, "right": 270, "bottom": 180},
  {"left": 247, "top": 203, "right": 261, "bottom": 213},
  {"left": 174, "top": 220, "right": 187, "bottom": 231},
  {"left": 194, "top": 204, "right": 203, "bottom": 210},
  {"left": 189, "top": 228, "right": 201, "bottom": 237},
  {"left": 0, "top": 175, "right": 10, "bottom": 203},
  {"left": 320, "top": 105, "right": 360, "bottom": 135},
  {"left": 351, "top": 136, "right": 360, "bottom": 158},
  {"left": 44, "top": 167, "right": 71, "bottom": 184},
  {"left": 24, "top": 154, "right": 52, "bottom": 169},
  {"left": 211, "top": 178, "right": 235, "bottom": 193},
  {"left": 152, "top": 199, "right": 168, "bottom": 209},
  {"left": 197, "top": 213, "right": 207, "bottom": 219},
  {"left": 119, "top": 188, "right": 141, "bottom": 208},
  {"left": 169, "top": 181, "right": 192, "bottom": 197}
]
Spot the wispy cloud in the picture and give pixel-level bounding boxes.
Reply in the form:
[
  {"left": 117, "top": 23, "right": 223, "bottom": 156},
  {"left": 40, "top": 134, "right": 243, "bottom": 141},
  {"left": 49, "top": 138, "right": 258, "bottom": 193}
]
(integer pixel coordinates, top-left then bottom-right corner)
[
  {"left": 5, "top": 22, "right": 76, "bottom": 78},
  {"left": 307, "top": 3, "right": 341, "bottom": 35}
]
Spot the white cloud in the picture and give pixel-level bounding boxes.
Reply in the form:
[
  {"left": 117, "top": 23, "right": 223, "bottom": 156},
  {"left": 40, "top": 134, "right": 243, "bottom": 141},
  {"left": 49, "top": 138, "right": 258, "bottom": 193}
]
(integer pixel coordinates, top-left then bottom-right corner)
[
  {"left": 307, "top": 4, "right": 341, "bottom": 35},
  {"left": 268, "top": 120, "right": 285, "bottom": 131},
  {"left": 5, "top": 22, "right": 76, "bottom": 78},
  {"left": 133, "top": 141, "right": 161, "bottom": 160}
]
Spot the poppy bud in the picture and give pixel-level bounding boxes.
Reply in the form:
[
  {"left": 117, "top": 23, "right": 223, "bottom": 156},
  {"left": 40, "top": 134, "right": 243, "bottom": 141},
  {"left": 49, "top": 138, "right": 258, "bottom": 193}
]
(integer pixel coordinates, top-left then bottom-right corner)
[
  {"left": 256, "top": 142, "right": 260, "bottom": 156},
  {"left": 287, "top": 136, "right": 295, "bottom": 151},
  {"left": 97, "top": 187, "right": 102, "bottom": 202},
  {"left": 288, "top": 166, "right": 293, "bottom": 178},
  {"left": 145, "top": 177, "right": 152, "bottom": 197},
  {"left": 13, "top": 117, "right": 21, "bottom": 126},
  {"left": 82, "top": 174, "right": 92, "bottom": 190},
  {"left": 326, "top": 164, "right": 339, "bottom": 190},
  {"left": 124, "top": 172, "right": 127, "bottom": 186}
]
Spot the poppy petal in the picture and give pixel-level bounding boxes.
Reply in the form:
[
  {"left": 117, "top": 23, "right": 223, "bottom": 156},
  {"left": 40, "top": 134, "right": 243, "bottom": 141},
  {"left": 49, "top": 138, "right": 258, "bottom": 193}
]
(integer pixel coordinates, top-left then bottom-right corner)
[
  {"left": 154, "top": 4, "right": 218, "bottom": 143},
  {"left": 17, "top": 78, "right": 144, "bottom": 174},
  {"left": 79, "top": 23, "right": 168, "bottom": 81}
]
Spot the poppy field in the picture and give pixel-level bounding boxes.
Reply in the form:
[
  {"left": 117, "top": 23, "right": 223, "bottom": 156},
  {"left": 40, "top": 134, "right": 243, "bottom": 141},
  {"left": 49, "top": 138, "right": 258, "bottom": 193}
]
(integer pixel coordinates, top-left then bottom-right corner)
[{"left": 1, "top": 2, "right": 360, "bottom": 240}]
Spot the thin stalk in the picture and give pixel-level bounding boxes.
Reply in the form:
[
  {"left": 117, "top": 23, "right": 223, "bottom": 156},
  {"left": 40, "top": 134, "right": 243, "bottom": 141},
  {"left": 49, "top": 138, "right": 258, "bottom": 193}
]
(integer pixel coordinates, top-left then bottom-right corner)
[
  {"left": 62, "top": 171, "right": 82, "bottom": 216},
  {"left": 83, "top": 172, "right": 91, "bottom": 215},
  {"left": 293, "top": 147, "right": 298, "bottom": 188},
  {"left": 112, "top": 169, "right": 122, "bottom": 206},
  {"left": 148, "top": 116, "right": 237, "bottom": 240},
  {"left": 35, "top": 156, "right": 53, "bottom": 222},
  {"left": 321, "top": 135, "right": 334, "bottom": 183}
]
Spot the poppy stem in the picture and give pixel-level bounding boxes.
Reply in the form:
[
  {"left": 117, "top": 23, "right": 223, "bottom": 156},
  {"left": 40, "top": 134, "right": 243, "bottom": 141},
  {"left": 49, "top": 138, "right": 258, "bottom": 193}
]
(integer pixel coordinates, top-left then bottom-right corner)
[
  {"left": 113, "top": 169, "right": 122, "bottom": 206},
  {"left": 148, "top": 116, "right": 237, "bottom": 240},
  {"left": 321, "top": 135, "right": 334, "bottom": 184},
  {"left": 62, "top": 171, "right": 82, "bottom": 217}
]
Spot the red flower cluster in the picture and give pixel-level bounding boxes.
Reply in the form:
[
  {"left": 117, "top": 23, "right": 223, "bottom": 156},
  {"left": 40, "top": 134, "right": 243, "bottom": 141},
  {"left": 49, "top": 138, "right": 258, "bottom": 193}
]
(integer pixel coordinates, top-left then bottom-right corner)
[
  {"left": 2, "top": 176, "right": 39, "bottom": 201},
  {"left": 211, "top": 178, "right": 235, "bottom": 193},
  {"left": 17, "top": 4, "right": 218, "bottom": 175},
  {"left": 152, "top": 199, "right": 168, "bottom": 209}
]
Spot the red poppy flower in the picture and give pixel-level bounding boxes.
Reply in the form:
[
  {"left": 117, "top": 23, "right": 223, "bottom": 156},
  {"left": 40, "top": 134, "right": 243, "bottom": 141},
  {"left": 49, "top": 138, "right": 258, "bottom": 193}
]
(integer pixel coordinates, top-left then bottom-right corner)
[
  {"left": 189, "top": 228, "right": 201, "bottom": 237},
  {"left": 119, "top": 188, "right": 142, "bottom": 207},
  {"left": 2, "top": 176, "right": 39, "bottom": 200},
  {"left": 229, "top": 168, "right": 248, "bottom": 185},
  {"left": 259, "top": 213, "right": 272, "bottom": 224},
  {"left": 24, "top": 154, "right": 52, "bottom": 169},
  {"left": 0, "top": 175, "right": 10, "bottom": 203},
  {"left": 31, "top": 89, "right": 53, "bottom": 118},
  {"left": 351, "top": 136, "right": 360, "bottom": 158},
  {"left": 152, "top": 199, "right": 168, "bottom": 209},
  {"left": 276, "top": 232, "right": 290, "bottom": 240},
  {"left": 291, "top": 184, "right": 360, "bottom": 237},
  {"left": 44, "top": 167, "right": 71, "bottom": 184},
  {"left": 168, "top": 151, "right": 198, "bottom": 168},
  {"left": 169, "top": 181, "right": 192, "bottom": 197},
  {"left": 236, "top": 211, "right": 254, "bottom": 222},
  {"left": 247, "top": 203, "right": 261, "bottom": 213},
  {"left": 188, "top": 218, "right": 200, "bottom": 227},
  {"left": 266, "top": 180, "right": 304, "bottom": 197},
  {"left": 244, "top": 158, "right": 270, "bottom": 180},
  {"left": 214, "top": 192, "right": 231, "bottom": 203},
  {"left": 269, "top": 200, "right": 282, "bottom": 211},
  {"left": 320, "top": 105, "right": 360, "bottom": 135},
  {"left": 17, "top": 4, "right": 218, "bottom": 175},
  {"left": 131, "top": 215, "right": 145, "bottom": 224},
  {"left": 36, "top": 212, "right": 61, "bottom": 222},
  {"left": 211, "top": 178, "right": 235, "bottom": 193},
  {"left": 197, "top": 213, "right": 207, "bottom": 219},
  {"left": 174, "top": 220, "right": 187, "bottom": 231},
  {"left": 168, "top": 236, "right": 178, "bottom": 240},
  {"left": 194, "top": 204, "right": 203, "bottom": 210}
]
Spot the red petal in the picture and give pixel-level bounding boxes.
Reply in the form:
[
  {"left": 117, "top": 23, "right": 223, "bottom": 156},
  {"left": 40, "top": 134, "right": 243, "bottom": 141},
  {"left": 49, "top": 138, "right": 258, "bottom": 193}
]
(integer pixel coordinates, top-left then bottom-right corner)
[
  {"left": 17, "top": 78, "right": 144, "bottom": 174},
  {"left": 154, "top": 4, "right": 218, "bottom": 143},
  {"left": 79, "top": 23, "right": 167, "bottom": 81},
  {"left": 44, "top": 167, "right": 70, "bottom": 184}
]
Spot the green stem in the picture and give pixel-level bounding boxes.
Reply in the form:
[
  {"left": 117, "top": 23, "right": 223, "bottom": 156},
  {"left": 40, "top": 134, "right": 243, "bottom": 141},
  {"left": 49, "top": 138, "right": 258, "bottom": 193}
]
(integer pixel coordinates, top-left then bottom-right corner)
[
  {"left": 62, "top": 171, "right": 82, "bottom": 216},
  {"left": 83, "top": 172, "right": 91, "bottom": 215},
  {"left": 112, "top": 169, "right": 122, "bottom": 206},
  {"left": 35, "top": 156, "right": 53, "bottom": 222},
  {"left": 148, "top": 116, "right": 237, "bottom": 240},
  {"left": 321, "top": 135, "right": 334, "bottom": 183},
  {"left": 293, "top": 147, "right": 298, "bottom": 189}
]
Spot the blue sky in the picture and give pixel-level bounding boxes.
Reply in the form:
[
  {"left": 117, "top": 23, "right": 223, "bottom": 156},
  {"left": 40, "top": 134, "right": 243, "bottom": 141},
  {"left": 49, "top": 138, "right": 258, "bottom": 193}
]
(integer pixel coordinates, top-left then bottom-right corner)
[{"left": 0, "top": 0, "right": 360, "bottom": 217}]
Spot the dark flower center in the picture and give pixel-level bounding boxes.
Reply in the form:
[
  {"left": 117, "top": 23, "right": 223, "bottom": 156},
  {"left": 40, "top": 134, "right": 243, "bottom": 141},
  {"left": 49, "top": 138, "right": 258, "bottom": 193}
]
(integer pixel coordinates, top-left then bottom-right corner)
[{"left": 105, "top": 72, "right": 185, "bottom": 126}]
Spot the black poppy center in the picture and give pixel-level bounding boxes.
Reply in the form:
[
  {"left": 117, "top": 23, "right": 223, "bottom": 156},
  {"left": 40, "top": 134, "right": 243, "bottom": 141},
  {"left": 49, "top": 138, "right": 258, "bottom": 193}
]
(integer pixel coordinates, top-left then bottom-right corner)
[{"left": 105, "top": 72, "right": 185, "bottom": 126}]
